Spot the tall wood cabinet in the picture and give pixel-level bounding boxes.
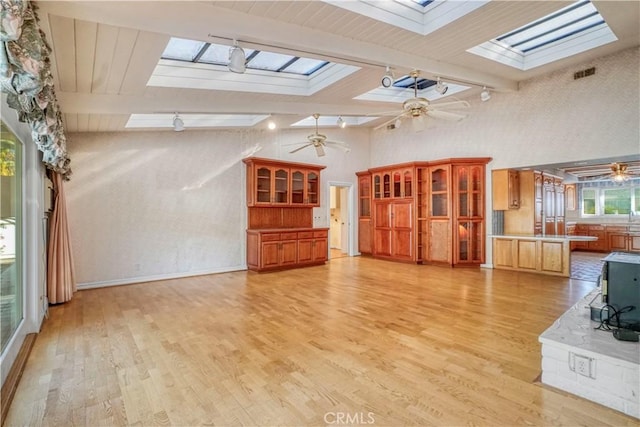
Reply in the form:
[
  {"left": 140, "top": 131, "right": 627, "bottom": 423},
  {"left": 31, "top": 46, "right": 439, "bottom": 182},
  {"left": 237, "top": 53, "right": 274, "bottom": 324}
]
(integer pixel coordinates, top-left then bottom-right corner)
[
  {"left": 358, "top": 157, "right": 491, "bottom": 267},
  {"left": 499, "top": 170, "right": 565, "bottom": 236},
  {"left": 357, "top": 172, "right": 372, "bottom": 254},
  {"left": 243, "top": 157, "right": 328, "bottom": 272}
]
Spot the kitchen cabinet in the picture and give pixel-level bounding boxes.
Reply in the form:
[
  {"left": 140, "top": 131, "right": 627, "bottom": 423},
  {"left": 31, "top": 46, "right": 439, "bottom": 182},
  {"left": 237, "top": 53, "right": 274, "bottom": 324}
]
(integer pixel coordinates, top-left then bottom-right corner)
[
  {"left": 606, "top": 225, "right": 640, "bottom": 253},
  {"left": 357, "top": 157, "right": 490, "bottom": 266},
  {"left": 247, "top": 229, "right": 328, "bottom": 272},
  {"left": 502, "top": 170, "right": 563, "bottom": 236},
  {"left": 565, "top": 184, "right": 577, "bottom": 211},
  {"left": 492, "top": 169, "right": 520, "bottom": 210},
  {"left": 357, "top": 172, "right": 372, "bottom": 254},
  {"left": 244, "top": 157, "right": 324, "bottom": 207}
]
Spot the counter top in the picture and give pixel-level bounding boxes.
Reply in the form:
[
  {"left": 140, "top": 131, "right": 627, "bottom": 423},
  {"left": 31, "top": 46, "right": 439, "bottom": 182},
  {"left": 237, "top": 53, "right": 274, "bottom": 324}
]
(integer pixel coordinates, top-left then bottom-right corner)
[
  {"left": 490, "top": 234, "right": 598, "bottom": 242},
  {"left": 539, "top": 288, "right": 639, "bottom": 365}
]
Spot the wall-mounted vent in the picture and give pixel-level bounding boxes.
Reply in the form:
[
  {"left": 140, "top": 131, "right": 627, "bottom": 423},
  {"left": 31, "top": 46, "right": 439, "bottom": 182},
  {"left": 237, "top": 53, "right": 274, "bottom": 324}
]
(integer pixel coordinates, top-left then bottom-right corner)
[{"left": 574, "top": 67, "right": 596, "bottom": 80}]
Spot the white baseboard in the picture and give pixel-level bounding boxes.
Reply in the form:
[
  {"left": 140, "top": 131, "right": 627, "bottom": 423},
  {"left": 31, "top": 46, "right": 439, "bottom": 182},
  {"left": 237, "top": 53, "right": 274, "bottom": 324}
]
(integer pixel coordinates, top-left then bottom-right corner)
[
  {"left": 481, "top": 263, "right": 494, "bottom": 269},
  {"left": 77, "top": 265, "right": 247, "bottom": 290}
]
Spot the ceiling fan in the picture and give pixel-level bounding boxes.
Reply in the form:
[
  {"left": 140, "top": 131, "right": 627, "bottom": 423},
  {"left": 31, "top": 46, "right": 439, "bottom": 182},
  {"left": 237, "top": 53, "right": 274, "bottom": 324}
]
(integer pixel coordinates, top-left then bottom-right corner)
[
  {"left": 289, "top": 114, "right": 351, "bottom": 157},
  {"left": 579, "top": 162, "right": 638, "bottom": 183},
  {"left": 372, "top": 70, "right": 470, "bottom": 131}
]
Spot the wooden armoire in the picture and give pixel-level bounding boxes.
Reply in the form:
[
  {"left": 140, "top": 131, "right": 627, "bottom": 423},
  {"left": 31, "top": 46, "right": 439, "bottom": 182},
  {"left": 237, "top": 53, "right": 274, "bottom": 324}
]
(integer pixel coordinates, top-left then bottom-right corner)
[{"left": 357, "top": 157, "right": 492, "bottom": 266}]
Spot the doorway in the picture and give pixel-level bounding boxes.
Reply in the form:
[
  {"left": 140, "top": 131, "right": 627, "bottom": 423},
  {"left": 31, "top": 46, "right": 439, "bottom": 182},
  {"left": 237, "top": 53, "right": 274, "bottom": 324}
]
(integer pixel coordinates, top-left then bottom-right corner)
[{"left": 328, "top": 183, "right": 352, "bottom": 259}]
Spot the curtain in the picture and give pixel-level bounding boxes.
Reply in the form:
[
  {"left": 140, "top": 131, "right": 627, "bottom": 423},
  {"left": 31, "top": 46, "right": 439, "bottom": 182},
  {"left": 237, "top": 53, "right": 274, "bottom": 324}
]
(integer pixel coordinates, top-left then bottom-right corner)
[{"left": 47, "top": 171, "right": 75, "bottom": 304}]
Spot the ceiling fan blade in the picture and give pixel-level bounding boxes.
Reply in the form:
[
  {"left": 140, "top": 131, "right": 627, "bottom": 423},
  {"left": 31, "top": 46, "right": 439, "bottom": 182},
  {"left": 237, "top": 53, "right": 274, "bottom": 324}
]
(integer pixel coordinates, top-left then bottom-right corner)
[
  {"left": 325, "top": 140, "right": 351, "bottom": 153},
  {"left": 289, "top": 143, "right": 312, "bottom": 154},
  {"left": 430, "top": 100, "right": 471, "bottom": 109},
  {"left": 315, "top": 144, "right": 326, "bottom": 157},
  {"left": 368, "top": 110, "right": 406, "bottom": 117},
  {"left": 427, "top": 110, "right": 467, "bottom": 121},
  {"left": 374, "top": 113, "right": 406, "bottom": 130}
]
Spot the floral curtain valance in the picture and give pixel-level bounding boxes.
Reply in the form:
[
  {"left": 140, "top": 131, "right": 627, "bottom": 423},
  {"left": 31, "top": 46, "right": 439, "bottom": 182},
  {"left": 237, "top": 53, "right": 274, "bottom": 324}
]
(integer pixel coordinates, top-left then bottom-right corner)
[{"left": 1, "top": 0, "right": 71, "bottom": 179}]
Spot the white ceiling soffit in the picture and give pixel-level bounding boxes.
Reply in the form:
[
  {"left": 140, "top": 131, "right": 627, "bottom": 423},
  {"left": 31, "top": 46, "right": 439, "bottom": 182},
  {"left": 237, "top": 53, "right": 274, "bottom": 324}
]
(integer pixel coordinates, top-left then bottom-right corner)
[
  {"left": 355, "top": 82, "right": 470, "bottom": 103},
  {"left": 467, "top": 1, "right": 618, "bottom": 71},
  {"left": 148, "top": 60, "right": 360, "bottom": 96},
  {"left": 126, "top": 114, "right": 269, "bottom": 129},
  {"left": 291, "top": 116, "right": 378, "bottom": 127},
  {"left": 324, "top": 0, "right": 489, "bottom": 35}
]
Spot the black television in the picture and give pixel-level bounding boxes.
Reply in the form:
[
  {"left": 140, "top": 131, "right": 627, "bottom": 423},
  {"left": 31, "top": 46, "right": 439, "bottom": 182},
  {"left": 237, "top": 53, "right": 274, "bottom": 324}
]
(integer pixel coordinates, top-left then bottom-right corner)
[{"left": 602, "top": 252, "right": 640, "bottom": 331}]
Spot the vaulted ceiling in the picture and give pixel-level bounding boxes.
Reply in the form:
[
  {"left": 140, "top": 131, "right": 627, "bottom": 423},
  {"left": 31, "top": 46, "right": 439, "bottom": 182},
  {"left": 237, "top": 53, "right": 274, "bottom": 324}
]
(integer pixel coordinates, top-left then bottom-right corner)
[{"left": 35, "top": 1, "right": 639, "bottom": 132}]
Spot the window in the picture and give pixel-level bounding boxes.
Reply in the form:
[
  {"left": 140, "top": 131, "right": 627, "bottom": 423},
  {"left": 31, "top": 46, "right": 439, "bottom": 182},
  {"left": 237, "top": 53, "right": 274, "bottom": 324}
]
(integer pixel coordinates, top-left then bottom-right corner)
[
  {"left": 1, "top": 121, "right": 23, "bottom": 354},
  {"left": 580, "top": 184, "right": 639, "bottom": 217}
]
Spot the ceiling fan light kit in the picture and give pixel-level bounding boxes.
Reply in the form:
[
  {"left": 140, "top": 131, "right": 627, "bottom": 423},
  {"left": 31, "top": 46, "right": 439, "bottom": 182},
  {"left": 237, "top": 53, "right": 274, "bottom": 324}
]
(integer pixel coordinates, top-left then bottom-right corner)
[
  {"left": 337, "top": 116, "right": 346, "bottom": 128},
  {"left": 228, "top": 40, "right": 246, "bottom": 73}
]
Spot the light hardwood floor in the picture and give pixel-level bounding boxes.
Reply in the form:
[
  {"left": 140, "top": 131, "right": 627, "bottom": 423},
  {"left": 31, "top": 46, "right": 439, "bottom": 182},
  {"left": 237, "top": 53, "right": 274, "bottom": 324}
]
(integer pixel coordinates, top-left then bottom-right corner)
[{"left": 5, "top": 257, "right": 637, "bottom": 426}]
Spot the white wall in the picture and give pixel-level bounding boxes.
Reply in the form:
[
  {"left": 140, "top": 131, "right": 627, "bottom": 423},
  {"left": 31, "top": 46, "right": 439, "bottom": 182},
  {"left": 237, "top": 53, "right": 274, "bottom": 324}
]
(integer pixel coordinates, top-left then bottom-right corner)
[
  {"left": 66, "top": 126, "right": 370, "bottom": 287},
  {"left": 369, "top": 47, "right": 639, "bottom": 168}
]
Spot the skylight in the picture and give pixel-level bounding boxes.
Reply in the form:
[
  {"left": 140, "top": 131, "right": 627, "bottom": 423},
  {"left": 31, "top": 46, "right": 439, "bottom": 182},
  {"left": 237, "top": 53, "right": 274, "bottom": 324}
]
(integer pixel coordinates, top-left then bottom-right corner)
[
  {"left": 467, "top": 0, "right": 618, "bottom": 70},
  {"left": 149, "top": 37, "right": 360, "bottom": 96},
  {"left": 290, "top": 116, "right": 378, "bottom": 127},
  {"left": 324, "top": 0, "right": 489, "bottom": 35},
  {"left": 161, "top": 38, "right": 328, "bottom": 76},
  {"left": 354, "top": 74, "right": 469, "bottom": 103}
]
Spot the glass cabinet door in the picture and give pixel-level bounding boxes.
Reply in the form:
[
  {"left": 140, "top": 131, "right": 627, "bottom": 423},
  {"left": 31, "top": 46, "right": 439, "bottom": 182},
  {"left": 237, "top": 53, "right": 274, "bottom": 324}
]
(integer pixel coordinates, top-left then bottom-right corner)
[
  {"left": 430, "top": 167, "right": 448, "bottom": 217},
  {"left": 383, "top": 173, "right": 391, "bottom": 198},
  {"left": 393, "top": 171, "right": 401, "bottom": 197},
  {"left": 274, "top": 168, "right": 289, "bottom": 204},
  {"left": 470, "top": 166, "right": 482, "bottom": 217},
  {"left": 374, "top": 175, "right": 381, "bottom": 199},
  {"left": 458, "top": 167, "right": 469, "bottom": 217},
  {"left": 291, "top": 170, "right": 304, "bottom": 204},
  {"left": 403, "top": 170, "right": 412, "bottom": 197},
  {"left": 307, "top": 172, "right": 319, "bottom": 205},
  {"left": 256, "top": 167, "right": 272, "bottom": 203},
  {"left": 359, "top": 175, "right": 371, "bottom": 217}
]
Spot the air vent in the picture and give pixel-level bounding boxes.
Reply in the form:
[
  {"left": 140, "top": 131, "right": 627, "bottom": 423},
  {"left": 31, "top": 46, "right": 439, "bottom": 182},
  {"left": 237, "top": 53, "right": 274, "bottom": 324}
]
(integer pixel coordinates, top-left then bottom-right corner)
[{"left": 574, "top": 67, "right": 596, "bottom": 80}]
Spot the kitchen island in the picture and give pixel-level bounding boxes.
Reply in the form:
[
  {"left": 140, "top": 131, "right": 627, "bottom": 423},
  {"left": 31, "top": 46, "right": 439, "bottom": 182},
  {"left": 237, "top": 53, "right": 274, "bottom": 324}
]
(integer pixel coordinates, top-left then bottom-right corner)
[{"left": 491, "top": 234, "right": 598, "bottom": 277}]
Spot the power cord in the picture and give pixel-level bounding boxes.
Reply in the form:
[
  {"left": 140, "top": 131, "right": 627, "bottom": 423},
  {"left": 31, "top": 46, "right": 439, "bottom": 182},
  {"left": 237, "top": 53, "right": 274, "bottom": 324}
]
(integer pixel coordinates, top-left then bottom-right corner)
[{"left": 594, "top": 304, "right": 636, "bottom": 332}]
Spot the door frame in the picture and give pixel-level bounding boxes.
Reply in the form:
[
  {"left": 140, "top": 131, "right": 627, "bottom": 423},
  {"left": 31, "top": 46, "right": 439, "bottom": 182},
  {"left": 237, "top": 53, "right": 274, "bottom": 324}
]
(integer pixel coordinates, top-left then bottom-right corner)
[{"left": 326, "top": 181, "right": 354, "bottom": 257}]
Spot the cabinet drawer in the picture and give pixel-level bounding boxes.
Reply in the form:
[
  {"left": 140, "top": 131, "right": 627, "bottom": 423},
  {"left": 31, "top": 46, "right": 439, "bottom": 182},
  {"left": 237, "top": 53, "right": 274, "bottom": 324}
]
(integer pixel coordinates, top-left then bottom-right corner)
[
  {"left": 261, "top": 233, "right": 281, "bottom": 242},
  {"left": 298, "top": 231, "right": 313, "bottom": 239},
  {"left": 280, "top": 232, "right": 298, "bottom": 240},
  {"left": 606, "top": 226, "right": 627, "bottom": 232},
  {"left": 313, "top": 230, "right": 328, "bottom": 238},
  {"left": 588, "top": 225, "right": 605, "bottom": 231}
]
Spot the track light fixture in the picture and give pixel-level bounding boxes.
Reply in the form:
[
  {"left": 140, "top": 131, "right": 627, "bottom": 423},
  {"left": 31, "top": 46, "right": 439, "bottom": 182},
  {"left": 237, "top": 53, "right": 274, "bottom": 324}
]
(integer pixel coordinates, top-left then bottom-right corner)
[
  {"left": 381, "top": 66, "right": 395, "bottom": 88},
  {"left": 435, "top": 77, "right": 448, "bottom": 95},
  {"left": 480, "top": 86, "right": 491, "bottom": 102},
  {"left": 228, "top": 40, "right": 246, "bottom": 73},
  {"left": 173, "top": 113, "right": 184, "bottom": 132},
  {"left": 337, "top": 116, "right": 346, "bottom": 128}
]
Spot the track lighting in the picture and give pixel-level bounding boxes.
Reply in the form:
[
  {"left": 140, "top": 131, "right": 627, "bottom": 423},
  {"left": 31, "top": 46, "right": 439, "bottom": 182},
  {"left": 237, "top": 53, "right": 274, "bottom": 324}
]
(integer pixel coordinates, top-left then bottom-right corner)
[
  {"left": 480, "top": 86, "right": 491, "bottom": 102},
  {"left": 435, "top": 77, "right": 448, "bottom": 95},
  {"left": 173, "top": 113, "right": 184, "bottom": 132},
  {"left": 228, "top": 40, "right": 246, "bottom": 73},
  {"left": 381, "top": 66, "right": 395, "bottom": 88},
  {"left": 337, "top": 116, "right": 346, "bottom": 128}
]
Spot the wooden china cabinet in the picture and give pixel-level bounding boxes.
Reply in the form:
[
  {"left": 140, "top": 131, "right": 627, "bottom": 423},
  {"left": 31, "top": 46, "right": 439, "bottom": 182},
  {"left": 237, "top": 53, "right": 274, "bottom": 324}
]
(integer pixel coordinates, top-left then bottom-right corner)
[
  {"left": 357, "top": 157, "right": 491, "bottom": 267},
  {"left": 243, "top": 157, "right": 328, "bottom": 272}
]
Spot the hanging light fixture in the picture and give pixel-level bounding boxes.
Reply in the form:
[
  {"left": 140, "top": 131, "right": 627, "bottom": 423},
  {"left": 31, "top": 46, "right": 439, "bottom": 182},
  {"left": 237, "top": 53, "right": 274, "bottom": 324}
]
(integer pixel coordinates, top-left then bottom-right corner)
[
  {"left": 173, "top": 113, "right": 185, "bottom": 132},
  {"left": 480, "top": 86, "right": 491, "bottom": 102},
  {"left": 267, "top": 120, "right": 277, "bottom": 130},
  {"left": 435, "top": 77, "right": 448, "bottom": 95},
  {"left": 610, "top": 163, "right": 630, "bottom": 183},
  {"left": 337, "top": 116, "right": 346, "bottom": 128},
  {"left": 228, "top": 40, "right": 246, "bottom": 73}
]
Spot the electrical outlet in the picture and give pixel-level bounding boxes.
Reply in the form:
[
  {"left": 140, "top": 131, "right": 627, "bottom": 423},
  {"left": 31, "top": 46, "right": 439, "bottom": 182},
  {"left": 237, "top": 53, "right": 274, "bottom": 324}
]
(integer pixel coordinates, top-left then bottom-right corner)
[
  {"left": 575, "top": 355, "right": 590, "bottom": 377},
  {"left": 569, "top": 352, "right": 595, "bottom": 378}
]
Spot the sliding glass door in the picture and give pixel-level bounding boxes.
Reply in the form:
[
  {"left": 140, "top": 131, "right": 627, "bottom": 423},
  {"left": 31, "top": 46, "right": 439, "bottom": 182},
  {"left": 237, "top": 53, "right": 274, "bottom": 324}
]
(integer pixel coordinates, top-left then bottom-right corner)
[{"left": 1, "top": 120, "right": 23, "bottom": 354}]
